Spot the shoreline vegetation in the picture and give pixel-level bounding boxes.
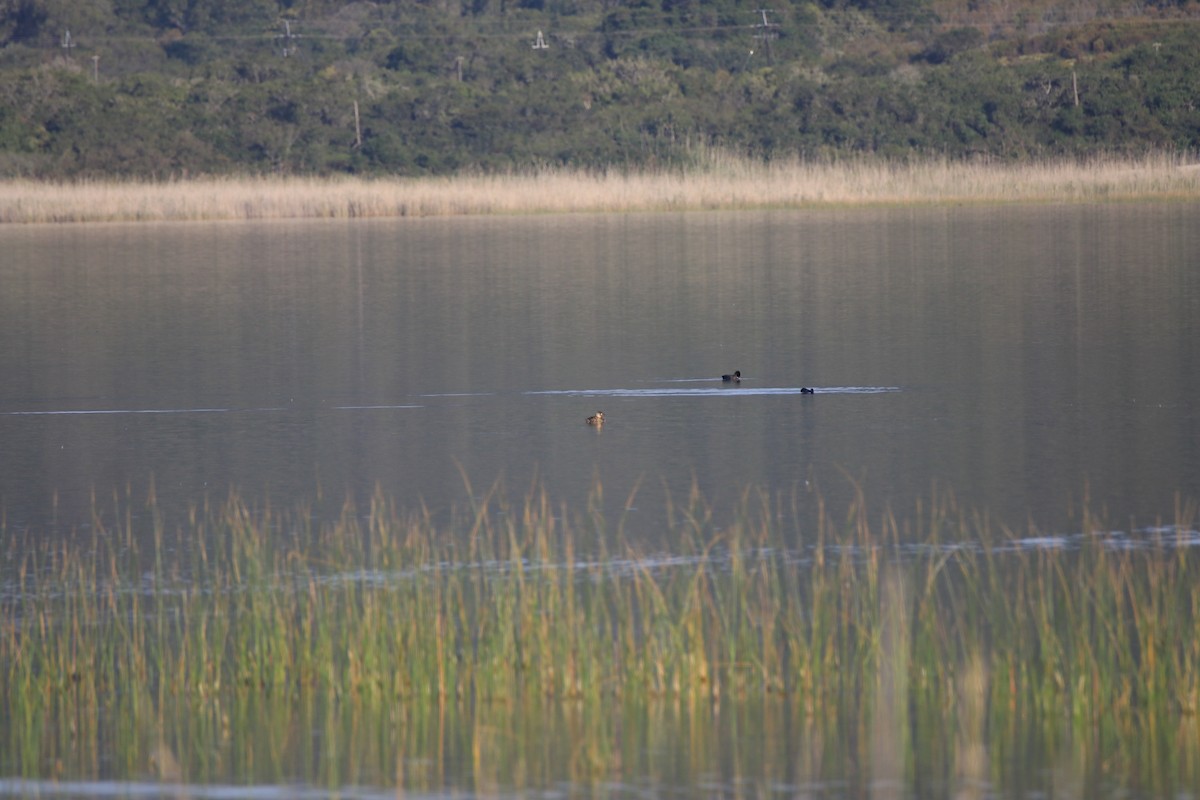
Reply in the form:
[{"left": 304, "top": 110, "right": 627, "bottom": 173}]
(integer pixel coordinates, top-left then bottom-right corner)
[
  {"left": 3, "top": 153, "right": 1200, "bottom": 224},
  {"left": 3, "top": 482, "right": 1199, "bottom": 789}
]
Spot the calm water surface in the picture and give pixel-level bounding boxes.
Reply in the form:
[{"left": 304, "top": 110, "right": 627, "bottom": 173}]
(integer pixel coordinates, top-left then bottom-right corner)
[
  {"left": 2, "top": 205, "right": 1197, "bottom": 539},
  {"left": 2, "top": 205, "right": 1199, "bottom": 799}
]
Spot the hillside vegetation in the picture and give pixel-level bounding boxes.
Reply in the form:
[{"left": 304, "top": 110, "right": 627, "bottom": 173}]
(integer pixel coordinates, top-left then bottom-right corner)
[{"left": 0, "top": 0, "right": 1198, "bottom": 177}]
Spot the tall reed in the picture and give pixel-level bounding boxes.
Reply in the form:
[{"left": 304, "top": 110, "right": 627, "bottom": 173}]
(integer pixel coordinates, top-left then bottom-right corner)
[{"left": 1, "top": 483, "right": 1197, "bottom": 792}]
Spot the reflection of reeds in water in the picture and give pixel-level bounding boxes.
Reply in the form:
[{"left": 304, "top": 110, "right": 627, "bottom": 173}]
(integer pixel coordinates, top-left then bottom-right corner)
[
  {"left": 955, "top": 651, "right": 988, "bottom": 800},
  {"left": 2, "top": 152, "right": 1199, "bottom": 223},
  {"left": 1, "top": 483, "right": 1198, "bottom": 794},
  {"left": 872, "top": 565, "right": 910, "bottom": 800}
]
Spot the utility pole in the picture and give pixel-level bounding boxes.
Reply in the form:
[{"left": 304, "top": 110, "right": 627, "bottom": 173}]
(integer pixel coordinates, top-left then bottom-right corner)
[
  {"left": 92, "top": 54, "right": 99, "bottom": 82},
  {"left": 532, "top": 30, "right": 548, "bottom": 49},
  {"left": 277, "top": 20, "right": 299, "bottom": 57},
  {"left": 752, "top": 10, "right": 779, "bottom": 64},
  {"left": 61, "top": 30, "right": 76, "bottom": 58}
]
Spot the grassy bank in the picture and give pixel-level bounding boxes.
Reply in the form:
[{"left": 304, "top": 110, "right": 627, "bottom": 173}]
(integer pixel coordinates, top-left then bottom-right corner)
[
  {"left": 3, "top": 153, "right": 1199, "bottom": 224},
  {"left": 2, "top": 483, "right": 1199, "bottom": 790}
]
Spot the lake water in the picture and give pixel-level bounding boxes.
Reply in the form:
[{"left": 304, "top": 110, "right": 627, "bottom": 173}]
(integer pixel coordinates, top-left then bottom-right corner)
[
  {"left": 2, "top": 205, "right": 1200, "bottom": 799},
  {"left": 3, "top": 205, "right": 1197, "bottom": 541}
]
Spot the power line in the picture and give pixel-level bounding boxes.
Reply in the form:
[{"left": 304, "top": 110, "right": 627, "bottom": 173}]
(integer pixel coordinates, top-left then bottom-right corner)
[{"left": 30, "top": 12, "right": 1200, "bottom": 56}]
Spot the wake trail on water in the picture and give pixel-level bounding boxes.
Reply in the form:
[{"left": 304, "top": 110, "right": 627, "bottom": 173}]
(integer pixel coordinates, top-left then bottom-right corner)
[
  {"left": 527, "top": 386, "right": 898, "bottom": 398},
  {"left": 0, "top": 386, "right": 896, "bottom": 416}
]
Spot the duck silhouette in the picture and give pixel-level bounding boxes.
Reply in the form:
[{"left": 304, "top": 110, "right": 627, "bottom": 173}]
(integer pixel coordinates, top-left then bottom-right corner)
[
  {"left": 721, "top": 370, "right": 742, "bottom": 383},
  {"left": 801, "top": 387, "right": 814, "bottom": 394},
  {"left": 585, "top": 411, "right": 605, "bottom": 426}
]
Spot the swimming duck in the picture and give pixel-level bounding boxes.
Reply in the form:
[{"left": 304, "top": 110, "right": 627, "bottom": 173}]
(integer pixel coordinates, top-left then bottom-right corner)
[
  {"left": 586, "top": 411, "right": 605, "bottom": 426},
  {"left": 801, "top": 387, "right": 815, "bottom": 394},
  {"left": 721, "top": 370, "right": 742, "bottom": 383}
]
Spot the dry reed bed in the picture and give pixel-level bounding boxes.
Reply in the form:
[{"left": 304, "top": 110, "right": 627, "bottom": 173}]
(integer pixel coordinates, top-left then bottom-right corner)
[{"left": 3, "top": 155, "right": 1199, "bottom": 223}]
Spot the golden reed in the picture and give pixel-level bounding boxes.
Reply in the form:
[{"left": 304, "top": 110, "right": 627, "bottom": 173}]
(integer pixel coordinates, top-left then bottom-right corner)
[{"left": 2, "top": 152, "right": 1198, "bottom": 224}]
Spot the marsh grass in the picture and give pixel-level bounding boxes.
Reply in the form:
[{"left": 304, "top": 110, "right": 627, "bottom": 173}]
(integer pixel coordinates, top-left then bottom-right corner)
[
  {"left": 2, "top": 482, "right": 1199, "bottom": 792},
  {"left": 2, "top": 152, "right": 1199, "bottom": 224}
]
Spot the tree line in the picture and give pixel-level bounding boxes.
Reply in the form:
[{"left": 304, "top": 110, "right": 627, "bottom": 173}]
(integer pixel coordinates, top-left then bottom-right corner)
[{"left": 0, "top": 0, "right": 1197, "bottom": 177}]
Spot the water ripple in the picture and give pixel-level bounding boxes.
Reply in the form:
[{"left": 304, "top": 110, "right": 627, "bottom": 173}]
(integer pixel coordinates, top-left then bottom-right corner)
[
  {"left": 332, "top": 404, "right": 423, "bottom": 410},
  {"left": 1, "top": 407, "right": 240, "bottom": 416},
  {"left": 0, "top": 779, "right": 405, "bottom": 799}
]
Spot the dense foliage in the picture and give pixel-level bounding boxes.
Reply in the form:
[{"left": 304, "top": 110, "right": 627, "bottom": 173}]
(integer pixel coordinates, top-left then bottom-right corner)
[{"left": 1, "top": 0, "right": 1198, "bottom": 176}]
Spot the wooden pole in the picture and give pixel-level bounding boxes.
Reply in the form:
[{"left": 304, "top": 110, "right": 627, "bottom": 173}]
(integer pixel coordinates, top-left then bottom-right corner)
[{"left": 353, "top": 100, "right": 362, "bottom": 149}]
